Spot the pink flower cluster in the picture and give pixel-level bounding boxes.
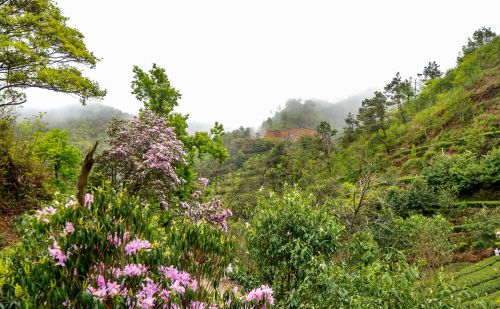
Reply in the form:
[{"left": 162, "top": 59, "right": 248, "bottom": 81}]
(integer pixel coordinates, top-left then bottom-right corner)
[
  {"left": 184, "top": 189, "right": 233, "bottom": 231},
  {"left": 243, "top": 285, "right": 275, "bottom": 307},
  {"left": 122, "top": 263, "right": 148, "bottom": 276},
  {"left": 125, "top": 238, "right": 152, "bottom": 255},
  {"left": 36, "top": 206, "right": 57, "bottom": 224},
  {"left": 84, "top": 193, "right": 94, "bottom": 208},
  {"left": 64, "top": 222, "right": 74, "bottom": 234},
  {"left": 65, "top": 200, "right": 78, "bottom": 208},
  {"left": 87, "top": 275, "right": 123, "bottom": 301},
  {"left": 158, "top": 265, "right": 198, "bottom": 294},
  {"left": 48, "top": 241, "right": 67, "bottom": 267},
  {"left": 198, "top": 177, "right": 209, "bottom": 187},
  {"left": 107, "top": 231, "right": 130, "bottom": 247}
]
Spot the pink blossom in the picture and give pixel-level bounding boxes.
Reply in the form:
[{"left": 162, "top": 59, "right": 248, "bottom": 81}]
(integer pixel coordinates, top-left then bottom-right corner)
[
  {"left": 84, "top": 193, "right": 94, "bottom": 208},
  {"left": 122, "top": 263, "right": 148, "bottom": 276},
  {"left": 244, "top": 285, "right": 275, "bottom": 305},
  {"left": 191, "top": 279, "right": 198, "bottom": 292},
  {"left": 190, "top": 301, "right": 206, "bottom": 309},
  {"left": 226, "top": 263, "right": 233, "bottom": 273},
  {"left": 125, "top": 238, "right": 152, "bottom": 255},
  {"left": 65, "top": 200, "right": 77, "bottom": 208},
  {"left": 198, "top": 177, "right": 209, "bottom": 187},
  {"left": 158, "top": 265, "right": 191, "bottom": 285},
  {"left": 106, "top": 281, "right": 121, "bottom": 296},
  {"left": 65, "top": 222, "right": 74, "bottom": 234},
  {"left": 48, "top": 241, "right": 67, "bottom": 267},
  {"left": 86, "top": 285, "right": 107, "bottom": 301},
  {"left": 138, "top": 297, "right": 155, "bottom": 309},
  {"left": 107, "top": 232, "right": 122, "bottom": 247},
  {"left": 170, "top": 281, "right": 185, "bottom": 294},
  {"left": 36, "top": 206, "right": 57, "bottom": 224},
  {"left": 62, "top": 300, "right": 70, "bottom": 307}
]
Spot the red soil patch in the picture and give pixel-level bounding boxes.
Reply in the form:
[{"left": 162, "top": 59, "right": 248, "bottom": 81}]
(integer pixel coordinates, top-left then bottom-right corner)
[{"left": 264, "top": 128, "right": 317, "bottom": 141}]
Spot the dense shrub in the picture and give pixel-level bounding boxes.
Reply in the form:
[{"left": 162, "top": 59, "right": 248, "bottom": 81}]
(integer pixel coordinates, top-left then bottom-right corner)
[
  {"left": 384, "top": 177, "right": 453, "bottom": 216},
  {"left": 245, "top": 187, "right": 343, "bottom": 306},
  {"left": 422, "top": 153, "right": 482, "bottom": 194},
  {"left": 422, "top": 149, "right": 500, "bottom": 196},
  {"left": 464, "top": 208, "right": 500, "bottom": 250},
  {"left": 373, "top": 214, "right": 453, "bottom": 267}
]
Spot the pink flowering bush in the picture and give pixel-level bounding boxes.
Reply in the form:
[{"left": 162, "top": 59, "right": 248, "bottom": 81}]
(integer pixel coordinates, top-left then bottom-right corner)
[
  {"left": 96, "top": 110, "right": 186, "bottom": 207},
  {"left": 182, "top": 178, "right": 233, "bottom": 231},
  {"left": 0, "top": 186, "right": 272, "bottom": 308}
]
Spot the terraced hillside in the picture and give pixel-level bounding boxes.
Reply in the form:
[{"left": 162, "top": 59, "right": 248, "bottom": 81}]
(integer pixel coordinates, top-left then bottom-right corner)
[{"left": 448, "top": 256, "right": 500, "bottom": 306}]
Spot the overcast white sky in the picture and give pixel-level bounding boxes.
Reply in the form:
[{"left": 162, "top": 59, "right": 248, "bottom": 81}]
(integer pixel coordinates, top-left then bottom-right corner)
[{"left": 24, "top": 0, "right": 500, "bottom": 129}]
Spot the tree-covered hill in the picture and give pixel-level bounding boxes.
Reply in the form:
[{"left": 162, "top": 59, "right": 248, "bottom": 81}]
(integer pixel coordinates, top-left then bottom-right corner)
[
  {"left": 260, "top": 91, "right": 372, "bottom": 132},
  {"left": 17, "top": 104, "right": 133, "bottom": 152}
]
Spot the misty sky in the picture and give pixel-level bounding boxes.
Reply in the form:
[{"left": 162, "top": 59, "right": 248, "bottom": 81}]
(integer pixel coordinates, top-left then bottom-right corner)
[{"left": 24, "top": 0, "right": 500, "bottom": 129}]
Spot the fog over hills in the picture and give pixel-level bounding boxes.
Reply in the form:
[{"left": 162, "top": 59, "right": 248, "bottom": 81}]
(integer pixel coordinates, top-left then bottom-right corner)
[
  {"left": 260, "top": 90, "right": 373, "bottom": 133},
  {"left": 15, "top": 90, "right": 372, "bottom": 135}
]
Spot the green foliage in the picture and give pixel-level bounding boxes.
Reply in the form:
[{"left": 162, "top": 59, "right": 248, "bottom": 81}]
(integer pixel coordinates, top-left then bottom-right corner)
[
  {"left": 33, "top": 128, "right": 81, "bottom": 192},
  {"left": 480, "top": 147, "right": 500, "bottom": 184},
  {"left": 132, "top": 64, "right": 182, "bottom": 117},
  {"left": 316, "top": 121, "right": 337, "bottom": 155},
  {"left": 246, "top": 187, "right": 343, "bottom": 306},
  {"left": 0, "top": 0, "right": 106, "bottom": 107},
  {"left": 303, "top": 257, "right": 465, "bottom": 308},
  {"left": 0, "top": 115, "right": 49, "bottom": 212},
  {"left": 374, "top": 214, "right": 453, "bottom": 267},
  {"left": 463, "top": 208, "right": 500, "bottom": 250},
  {"left": 422, "top": 152, "right": 482, "bottom": 194},
  {"left": 384, "top": 177, "right": 453, "bottom": 215},
  {"left": 422, "top": 148, "right": 500, "bottom": 196}
]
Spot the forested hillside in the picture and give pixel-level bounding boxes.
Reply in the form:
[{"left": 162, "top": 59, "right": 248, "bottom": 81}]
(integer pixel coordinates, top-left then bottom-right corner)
[{"left": 0, "top": 0, "right": 499, "bottom": 307}]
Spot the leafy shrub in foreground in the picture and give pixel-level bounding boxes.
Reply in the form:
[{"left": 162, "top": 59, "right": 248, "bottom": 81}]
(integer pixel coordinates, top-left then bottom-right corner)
[
  {"left": 246, "top": 187, "right": 343, "bottom": 307},
  {"left": 0, "top": 187, "right": 272, "bottom": 308}
]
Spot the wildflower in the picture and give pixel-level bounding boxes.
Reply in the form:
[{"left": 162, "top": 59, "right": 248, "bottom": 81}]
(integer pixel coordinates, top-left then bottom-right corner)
[
  {"left": 36, "top": 207, "right": 57, "bottom": 224},
  {"left": 48, "top": 241, "right": 67, "bottom": 267},
  {"left": 244, "top": 284, "right": 274, "bottom": 305},
  {"left": 65, "top": 200, "right": 77, "bottom": 208},
  {"left": 84, "top": 193, "right": 94, "bottom": 208},
  {"left": 226, "top": 263, "right": 233, "bottom": 273},
  {"left": 62, "top": 300, "right": 70, "bottom": 307},
  {"left": 190, "top": 301, "right": 207, "bottom": 309},
  {"left": 122, "top": 263, "right": 147, "bottom": 276},
  {"left": 191, "top": 279, "right": 198, "bottom": 292},
  {"left": 138, "top": 297, "right": 155, "bottom": 309},
  {"left": 198, "top": 177, "right": 209, "bottom": 187},
  {"left": 158, "top": 265, "right": 191, "bottom": 285},
  {"left": 495, "top": 248, "right": 499, "bottom": 256},
  {"left": 125, "top": 238, "right": 152, "bottom": 255},
  {"left": 106, "top": 280, "right": 121, "bottom": 296},
  {"left": 65, "top": 222, "right": 74, "bottom": 234}
]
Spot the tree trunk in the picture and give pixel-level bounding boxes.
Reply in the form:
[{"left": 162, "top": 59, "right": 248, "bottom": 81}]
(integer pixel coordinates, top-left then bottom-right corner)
[{"left": 77, "top": 142, "right": 98, "bottom": 206}]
